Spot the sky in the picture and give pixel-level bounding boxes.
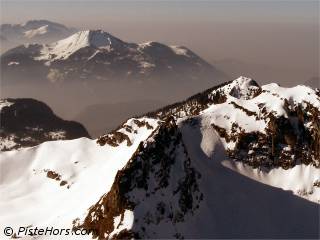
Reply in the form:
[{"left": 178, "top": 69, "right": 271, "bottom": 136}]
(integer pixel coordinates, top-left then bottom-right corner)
[{"left": 1, "top": 0, "right": 319, "bottom": 85}]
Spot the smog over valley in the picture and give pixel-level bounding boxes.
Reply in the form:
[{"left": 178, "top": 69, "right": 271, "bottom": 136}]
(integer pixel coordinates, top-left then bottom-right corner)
[{"left": 0, "top": 0, "right": 319, "bottom": 239}]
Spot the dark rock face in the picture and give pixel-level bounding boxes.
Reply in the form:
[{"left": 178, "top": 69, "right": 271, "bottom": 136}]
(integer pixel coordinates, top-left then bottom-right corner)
[
  {"left": 0, "top": 98, "right": 90, "bottom": 151},
  {"left": 227, "top": 103, "right": 320, "bottom": 169},
  {"left": 80, "top": 117, "right": 202, "bottom": 239},
  {"left": 96, "top": 119, "right": 156, "bottom": 147},
  {"left": 97, "top": 131, "right": 132, "bottom": 147}
]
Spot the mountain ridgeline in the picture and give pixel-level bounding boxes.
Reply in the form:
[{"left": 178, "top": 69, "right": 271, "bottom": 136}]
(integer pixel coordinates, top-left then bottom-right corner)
[
  {"left": 78, "top": 76, "right": 320, "bottom": 238},
  {"left": 108, "top": 76, "right": 320, "bottom": 169}
]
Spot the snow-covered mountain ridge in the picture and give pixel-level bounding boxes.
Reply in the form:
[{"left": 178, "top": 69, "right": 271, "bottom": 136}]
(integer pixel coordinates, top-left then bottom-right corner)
[
  {"left": 1, "top": 29, "right": 227, "bottom": 84},
  {"left": 0, "top": 117, "right": 159, "bottom": 239},
  {"left": 146, "top": 76, "right": 320, "bottom": 168},
  {"left": 33, "top": 30, "right": 206, "bottom": 63},
  {"left": 0, "top": 77, "right": 319, "bottom": 239}
]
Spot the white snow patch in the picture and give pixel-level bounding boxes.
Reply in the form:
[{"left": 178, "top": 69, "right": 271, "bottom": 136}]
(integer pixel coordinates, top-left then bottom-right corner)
[
  {"left": 0, "top": 136, "right": 16, "bottom": 151},
  {"left": 7, "top": 61, "right": 20, "bottom": 66},
  {"left": 24, "top": 25, "right": 49, "bottom": 38},
  {"left": 46, "top": 131, "right": 66, "bottom": 140},
  {"left": 0, "top": 99, "right": 14, "bottom": 111},
  {"left": 140, "top": 61, "right": 155, "bottom": 69},
  {"left": 170, "top": 45, "right": 189, "bottom": 56},
  {"left": 110, "top": 210, "right": 135, "bottom": 238}
]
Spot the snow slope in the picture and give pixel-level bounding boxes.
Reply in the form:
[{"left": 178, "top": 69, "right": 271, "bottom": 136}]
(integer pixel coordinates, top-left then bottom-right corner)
[
  {"left": 0, "top": 118, "right": 158, "bottom": 239},
  {"left": 177, "top": 118, "right": 319, "bottom": 238},
  {"left": 180, "top": 112, "right": 320, "bottom": 204},
  {"left": 36, "top": 30, "right": 125, "bottom": 61}
]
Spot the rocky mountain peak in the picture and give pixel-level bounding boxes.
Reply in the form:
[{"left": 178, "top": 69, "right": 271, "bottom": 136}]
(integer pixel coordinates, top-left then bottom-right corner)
[{"left": 220, "top": 76, "right": 261, "bottom": 100}]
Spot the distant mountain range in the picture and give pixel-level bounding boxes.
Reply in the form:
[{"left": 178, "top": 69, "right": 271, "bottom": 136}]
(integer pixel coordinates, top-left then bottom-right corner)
[
  {"left": 0, "top": 20, "right": 77, "bottom": 52},
  {"left": 0, "top": 77, "right": 319, "bottom": 239},
  {"left": 1, "top": 29, "right": 228, "bottom": 85}
]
